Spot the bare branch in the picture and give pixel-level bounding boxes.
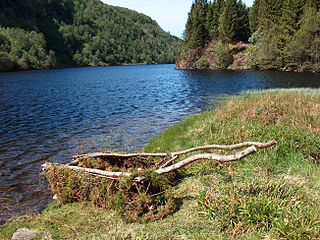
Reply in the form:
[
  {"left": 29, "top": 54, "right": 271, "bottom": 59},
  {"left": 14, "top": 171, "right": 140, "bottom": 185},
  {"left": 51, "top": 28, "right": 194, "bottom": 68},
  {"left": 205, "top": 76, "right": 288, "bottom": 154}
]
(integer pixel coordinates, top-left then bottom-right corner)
[
  {"left": 156, "top": 146, "right": 258, "bottom": 174},
  {"left": 73, "top": 140, "right": 277, "bottom": 160},
  {"left": 43, "top": 141, "right": 277, "bottom": 181},
  {"left": 170, "top": 140, "right": 277, "bottom": 155}
]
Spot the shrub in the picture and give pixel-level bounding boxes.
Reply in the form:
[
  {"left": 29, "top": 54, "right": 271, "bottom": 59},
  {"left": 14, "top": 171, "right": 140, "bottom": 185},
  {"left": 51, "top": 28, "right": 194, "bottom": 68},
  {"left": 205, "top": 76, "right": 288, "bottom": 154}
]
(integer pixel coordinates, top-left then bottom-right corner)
[
  {"left": 195, "top": 57, "right": 210, "bottom": 69},
  {"left": 211, "top": 41, "right": 233, "bottom": 69}
]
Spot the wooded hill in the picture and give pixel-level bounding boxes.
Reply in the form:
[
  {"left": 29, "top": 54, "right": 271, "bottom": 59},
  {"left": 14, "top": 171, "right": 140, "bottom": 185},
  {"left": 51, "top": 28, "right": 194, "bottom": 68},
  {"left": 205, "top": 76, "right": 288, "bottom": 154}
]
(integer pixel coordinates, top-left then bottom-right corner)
[
  {"left": 178, "top": 0, "right": 320, "bottom": 72},
  {"left": 0, "top": 0, "right": 180, "bottom": 72}
]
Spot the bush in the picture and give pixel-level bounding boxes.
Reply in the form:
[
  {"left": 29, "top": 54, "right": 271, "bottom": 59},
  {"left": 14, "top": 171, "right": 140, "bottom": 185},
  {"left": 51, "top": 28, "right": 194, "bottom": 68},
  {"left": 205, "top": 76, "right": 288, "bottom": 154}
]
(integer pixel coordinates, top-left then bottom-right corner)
[
  {"left": 195, "top": 57, "right": 210, "bottom": 69},
  {"left": 211, "top": 41, "right": 233, "bottom": 69}
]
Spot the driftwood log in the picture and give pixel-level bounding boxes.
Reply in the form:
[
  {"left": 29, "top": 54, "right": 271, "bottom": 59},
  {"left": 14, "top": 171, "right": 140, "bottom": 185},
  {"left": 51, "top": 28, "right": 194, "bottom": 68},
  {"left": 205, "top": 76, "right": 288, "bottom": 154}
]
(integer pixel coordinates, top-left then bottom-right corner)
[{"left": 42, "top": 140, "right": 277, "bottom": 180}]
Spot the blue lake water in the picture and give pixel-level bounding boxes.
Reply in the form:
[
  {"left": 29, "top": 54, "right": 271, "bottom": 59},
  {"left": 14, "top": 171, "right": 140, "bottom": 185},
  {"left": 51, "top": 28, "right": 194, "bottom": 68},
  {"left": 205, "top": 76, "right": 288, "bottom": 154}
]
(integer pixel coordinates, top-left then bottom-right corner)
[{"left": 0, "top": 64, "right": 319, "bottom": 222}]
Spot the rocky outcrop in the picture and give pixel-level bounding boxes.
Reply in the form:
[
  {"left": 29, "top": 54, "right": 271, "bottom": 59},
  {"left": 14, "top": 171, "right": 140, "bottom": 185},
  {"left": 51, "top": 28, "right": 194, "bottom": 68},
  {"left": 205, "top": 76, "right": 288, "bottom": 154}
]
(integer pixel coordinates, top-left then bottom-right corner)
[
  {"left": 176, "top": 41, "right": 250, "bottom": 71},
  {"left": 12, "top": 228, "right": 52, "bottom": 240},
  {"left": 227, "top": 52, "right": 250, "bottom": 70},
  {"left": 176, "top": 58, "right": 195, "bottom": 70},
  {"left": 175, "top": 49, "right": 199, "bottom": 70}
]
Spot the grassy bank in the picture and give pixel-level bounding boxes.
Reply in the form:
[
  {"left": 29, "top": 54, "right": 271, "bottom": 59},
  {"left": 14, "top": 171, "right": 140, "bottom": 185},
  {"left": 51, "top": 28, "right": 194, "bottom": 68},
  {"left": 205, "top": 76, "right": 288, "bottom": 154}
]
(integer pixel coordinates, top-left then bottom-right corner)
[{"left": 1, "top": 89, "right": 320, "bottom": 239}]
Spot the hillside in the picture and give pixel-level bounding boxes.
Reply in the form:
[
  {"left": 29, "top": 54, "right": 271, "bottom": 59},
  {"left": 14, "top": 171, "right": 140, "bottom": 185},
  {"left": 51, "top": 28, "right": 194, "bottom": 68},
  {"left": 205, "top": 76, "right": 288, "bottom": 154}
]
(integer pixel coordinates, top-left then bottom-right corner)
[
  {"left": 0, "top": 0, "right": 180, "bottom": 72},
  {"left": 177, "top": 0, "right": 320, "bottom": 72}
]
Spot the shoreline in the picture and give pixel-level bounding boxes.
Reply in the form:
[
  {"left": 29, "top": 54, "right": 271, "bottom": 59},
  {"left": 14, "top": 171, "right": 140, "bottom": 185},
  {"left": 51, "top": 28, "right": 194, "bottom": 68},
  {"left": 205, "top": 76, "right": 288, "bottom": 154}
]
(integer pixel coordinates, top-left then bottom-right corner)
[
  {"left": 0, "top": 62, "right": 176, "bottom": 74},
  {"left": 2, "top": 62, "right": 320, "bottom": 74},
  {"left": 175, "top": 65, "right": 320, "bottom": 74},
  {"left": 175, "top": 57, "right": 320, "bottom": 74}
]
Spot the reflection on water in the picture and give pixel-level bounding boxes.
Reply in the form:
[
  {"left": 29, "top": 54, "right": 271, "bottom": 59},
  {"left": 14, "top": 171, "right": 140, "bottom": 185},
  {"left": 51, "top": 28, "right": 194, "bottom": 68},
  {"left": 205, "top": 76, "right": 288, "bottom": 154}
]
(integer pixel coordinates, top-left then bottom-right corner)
[{"left": 0, "top": 64, "right": 319, "bottom": 222}]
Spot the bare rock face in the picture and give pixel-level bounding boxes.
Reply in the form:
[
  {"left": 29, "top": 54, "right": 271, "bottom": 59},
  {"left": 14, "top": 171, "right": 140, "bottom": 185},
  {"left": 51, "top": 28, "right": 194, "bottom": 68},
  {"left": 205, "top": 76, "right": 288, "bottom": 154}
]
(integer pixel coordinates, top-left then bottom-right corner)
[
  {"left": 228, "top": 52, "right": 250, "bottom": 70},
  {"left": 12, "top": 228, "right": 38, "bottom": 240},
  {"left": 176, "top": 49, "right": 201, "bottom": 70},
  {"left": 12, "top": 228, "right": 52, "bottom": 240},
  {"left": 176, "top": 59, "right": 195, "bottom": 69}
]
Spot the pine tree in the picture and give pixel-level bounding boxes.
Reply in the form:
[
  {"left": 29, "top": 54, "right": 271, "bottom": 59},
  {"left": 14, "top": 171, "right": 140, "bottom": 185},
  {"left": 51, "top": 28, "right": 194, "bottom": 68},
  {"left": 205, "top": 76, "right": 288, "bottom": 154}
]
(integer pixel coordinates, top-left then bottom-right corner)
[
  {"left": 184, "top": 0, "right": 209, "bottom": 49},
  {"left": 206, "top": 1, "right": 221, "bottom": 39},
  {"left": 289, "top": 6, "right": 320, "bottom": 68},
  {"left": 218, "top": 0, "right": 238, "bottom": 42},
  {"left": 257, "top": 0, "right": 271, "bottom": 31},
  {"left": 268, "top": 0, "right": 284, "bottom": 24},
  {"left": 249, "top": 0, "right": 261, "bottom": 33},
  {"left": 183, "top": 4, "right": 195, "bottom": 40},
  {"left": 218, "top": 0, "right": 249, "bottom": 43},
  {"left": 235, "top": 0, "right": 250, "bottom": 42},
  {"left": 181, "top": 0, "right": 320, "bottom": 72},
  {"left": 216, "top": 0, "right": 225, "bottom": 10},
  {"left": 277, "top": 0, "right": 297, "bottom": 66},
  {"left": 305, "top": 0, "right": 319, "bottom": 9}
]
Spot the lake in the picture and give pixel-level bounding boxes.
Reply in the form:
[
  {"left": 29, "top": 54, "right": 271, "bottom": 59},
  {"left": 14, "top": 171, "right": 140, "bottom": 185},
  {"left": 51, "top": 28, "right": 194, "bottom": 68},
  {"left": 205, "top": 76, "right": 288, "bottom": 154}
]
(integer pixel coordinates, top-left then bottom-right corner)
[{"left": 0, "top": 64, "right": 319, "bottom": 223}]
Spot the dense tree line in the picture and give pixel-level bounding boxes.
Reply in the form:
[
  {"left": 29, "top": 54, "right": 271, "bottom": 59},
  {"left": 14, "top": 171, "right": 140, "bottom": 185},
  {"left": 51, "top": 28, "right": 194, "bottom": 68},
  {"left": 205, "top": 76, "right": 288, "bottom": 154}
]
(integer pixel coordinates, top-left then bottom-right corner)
[
  {"left": 181, "top": 0, "right": 320, "bottom": 72},
  {"left": 248, "top": 0, "right": 320, "bottom": 71},
  {"left": 183, "top": 0, "right": 250, "bottom": 49},
  {"left": 0, "top": 28, "right": 56, "bottom": 71},
  {"left": 0, "top": 0, "right": 180, "bottom": 72}
]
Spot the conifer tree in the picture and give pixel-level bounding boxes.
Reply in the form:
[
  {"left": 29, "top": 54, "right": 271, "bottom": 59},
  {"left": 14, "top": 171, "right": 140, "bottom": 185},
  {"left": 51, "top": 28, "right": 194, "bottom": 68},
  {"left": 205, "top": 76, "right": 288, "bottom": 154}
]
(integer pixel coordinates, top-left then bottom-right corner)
[
  {"left": 218, "top": 0, "right": 238, "bottom": 42},
  {"left": 216, "top": 0, "right": 225, "bottom": 9},
  {"left": 257, "top": 0, "right": 271, "bottom": 31},
  {"left": 249, "top": 0, "right": 261, "bottom": 33},
  {"left": 183, "top": 4, "right": 195, "bottom": 40},
  {"left": 235, "top": 0, "right": 250, "bottom": 42},
  {"left": 206, "top": 1, "right": 221, "bottom": 39},
  {"left": 268, "top": 0, "right": 284, "bottom": 24},
  {"left": 181, "top": 0, "right": 320, "bottom": 72},
  {"left": 184, "top": 0, "right": 209, "bottom": 49},
  {"left": 277, "top": 0, "right": 297, "bottom": 65},
  {"left": 289, "top": 6, "right": 320, "bottom": 68}
]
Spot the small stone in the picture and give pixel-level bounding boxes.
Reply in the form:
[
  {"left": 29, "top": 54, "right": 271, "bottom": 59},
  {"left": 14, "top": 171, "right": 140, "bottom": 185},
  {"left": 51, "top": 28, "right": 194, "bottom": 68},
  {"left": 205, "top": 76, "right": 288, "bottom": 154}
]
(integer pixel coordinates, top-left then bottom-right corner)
[{"left": 12, "top": 228, "right": 38, "bottom": 240}]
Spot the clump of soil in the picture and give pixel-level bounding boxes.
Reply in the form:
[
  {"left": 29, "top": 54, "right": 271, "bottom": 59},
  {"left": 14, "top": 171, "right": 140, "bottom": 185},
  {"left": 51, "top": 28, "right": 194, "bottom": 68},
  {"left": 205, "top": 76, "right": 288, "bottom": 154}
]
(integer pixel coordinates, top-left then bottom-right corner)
[
  {"left": 77, "top": 156, "right": 153, "bottom": 172},
  {"left": 43, "top": 155, "right": 178, "bottom": 222}
]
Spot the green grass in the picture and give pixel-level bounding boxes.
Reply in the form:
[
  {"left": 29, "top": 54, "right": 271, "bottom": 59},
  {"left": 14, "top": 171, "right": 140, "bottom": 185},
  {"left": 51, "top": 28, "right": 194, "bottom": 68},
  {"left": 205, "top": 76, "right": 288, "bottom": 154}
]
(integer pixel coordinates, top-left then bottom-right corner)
[{"left": 1, "top": 89, "right": 320, "bottom": 239}]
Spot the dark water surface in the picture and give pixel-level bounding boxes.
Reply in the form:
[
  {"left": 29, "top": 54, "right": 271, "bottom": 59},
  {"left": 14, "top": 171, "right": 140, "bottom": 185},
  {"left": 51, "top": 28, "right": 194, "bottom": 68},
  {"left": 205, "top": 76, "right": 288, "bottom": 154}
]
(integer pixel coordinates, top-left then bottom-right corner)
[{"left": 0, "top": 64, "right": 319, "bottom": 222}]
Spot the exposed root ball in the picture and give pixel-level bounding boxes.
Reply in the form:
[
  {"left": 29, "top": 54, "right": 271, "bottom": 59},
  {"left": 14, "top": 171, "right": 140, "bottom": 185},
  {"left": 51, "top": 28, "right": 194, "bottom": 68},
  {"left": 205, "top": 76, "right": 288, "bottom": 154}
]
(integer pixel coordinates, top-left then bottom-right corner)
[{"left": 43, "top": 164, "right": 176, "bottom": 222}]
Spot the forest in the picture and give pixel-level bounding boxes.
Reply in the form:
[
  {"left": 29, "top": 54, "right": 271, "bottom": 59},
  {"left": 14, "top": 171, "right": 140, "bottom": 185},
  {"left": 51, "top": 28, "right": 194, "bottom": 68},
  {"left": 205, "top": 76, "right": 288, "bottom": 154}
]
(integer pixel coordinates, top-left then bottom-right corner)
[
  {"left": 0, "top": 0, "right": 180, "bottom": 72},
  {"left": 179, "top": 0, "right": 320, "bottom": 72}
]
